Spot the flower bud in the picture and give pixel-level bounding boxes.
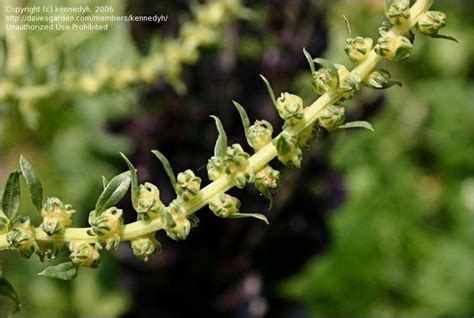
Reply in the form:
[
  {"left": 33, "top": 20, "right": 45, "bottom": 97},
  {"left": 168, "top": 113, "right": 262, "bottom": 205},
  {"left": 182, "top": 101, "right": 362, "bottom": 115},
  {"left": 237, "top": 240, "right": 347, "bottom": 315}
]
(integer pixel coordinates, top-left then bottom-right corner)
[
  {"left": 176, "top": 169, "right": 201, "bottom": 201},
  {"left": 6, "top": 216, "right": 38, "bottom": 258},
  {"left": 88, "top": 207, "right": 124, "bottom": 251},
  {"left": 209, "top": 193, "right": 240, "bottom": 218},
  {"left": 131, "top": 234, "right": 161, "bottom": 262},
  {"left": 224, "top": 144, "right": 253, "bottom": 189},
  {"left": 313, "top": 67, "right": 338, "bottom": 95},
  {"left": 365, "top": 69, "right": 401, "bottom": 89},
  {"left": 69, "top": 242, "right": 101, "bottom": 268},
  {"left": 384, "top": 0, "right": 410, "bottom": 25},
  {"left": 344, "top": 37, "right": 373, "bottom": 63},
  {"left": 40, "top": 197, "right": 75, "bottom": 236},
  {"left": 318, "top": 105, "right": 345, "bottom": 132},
  {"left": 207, "top": 156, "right": 225, "bottom": 181},
  {"left": 273, "top": 131, "right": 303, "bottom": 168},
  {"left": 37, "top": 241, "right": 63, "bottom": 262},
  {"left": 136, "top": 182, "right": 166, "bottom": 221},
  {"left": 276, "top": 93, "right": 305, "bottom": 125},
  {"left": 298, "top": 124, "right": 320, "bottom": 150},
  {"left": 254, "top": 166, "right": 281, "bottom": 198},
  {"left": 378, "top": 20, "right": 392, "bottom": 37},
  {"left": 336, "top": 64, "right": 361, "bottom": 100},
  {"left": 416, "top": 11, "right": 446, "bottom": 36},
  {"left": 375, "top": 35, "right": 413, "bottom": 62},
  {"left": 248, "top": 120, "right": 273, "bottom": 150},
  {"left": 165, "top": 199, "right": 192, "bottom": 241},
  {"left": 368, "top": 69, "right": 391, "bottom": 89}
]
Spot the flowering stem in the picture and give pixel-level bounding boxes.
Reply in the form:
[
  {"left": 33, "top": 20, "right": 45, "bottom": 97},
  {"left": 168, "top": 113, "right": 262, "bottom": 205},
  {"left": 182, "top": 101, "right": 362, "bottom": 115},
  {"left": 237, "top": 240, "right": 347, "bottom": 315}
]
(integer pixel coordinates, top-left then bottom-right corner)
[{"left": 0, "top": 0, "right": 435, "bottom": 251}]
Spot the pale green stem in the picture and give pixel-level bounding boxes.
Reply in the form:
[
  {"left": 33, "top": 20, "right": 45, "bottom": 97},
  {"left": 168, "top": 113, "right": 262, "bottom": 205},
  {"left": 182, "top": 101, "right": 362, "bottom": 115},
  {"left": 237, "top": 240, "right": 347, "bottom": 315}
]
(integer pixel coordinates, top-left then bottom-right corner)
[{"left": 0, "top": 0, "right": 434, "bottom": 250}]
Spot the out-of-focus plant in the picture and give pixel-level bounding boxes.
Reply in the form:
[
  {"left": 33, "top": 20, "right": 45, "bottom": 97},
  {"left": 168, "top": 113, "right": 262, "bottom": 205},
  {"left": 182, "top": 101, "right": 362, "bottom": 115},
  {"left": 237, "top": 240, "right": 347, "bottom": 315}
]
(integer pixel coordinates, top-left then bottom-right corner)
[
  {"left": 0, "top": 0, "right": 459, "bottom": 316},
  {"left": 0, "top": 0, "right": 246, "bottom": 128}
]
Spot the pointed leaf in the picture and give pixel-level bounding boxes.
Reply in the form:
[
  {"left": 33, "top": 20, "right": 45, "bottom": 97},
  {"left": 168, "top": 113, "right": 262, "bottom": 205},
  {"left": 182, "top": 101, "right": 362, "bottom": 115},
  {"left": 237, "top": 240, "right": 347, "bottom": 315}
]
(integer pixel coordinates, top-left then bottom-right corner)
[
  {"left": 431, "top": 33, "right": 459, "bottom": 43},
  {"left": 2, "top": 171, "right": 21, "bottom": 219},
  {"left": 229, "top": 212, "right": 269, "bottom": 224},
  {"left": 0, "top": 276, "right": 20, "bottom": 313},
  {"left": 315, "top": 58, "right": 340, "bottom": 87},
  {"left": 337, "top": 121, "right": 374, "bottom": 131},
  {"left": 259, "top": 75, "right": 277, "bottom": 107},
  {"left": 19, "top": 155, "right": 43, "bottom": 212},
  {"left": 232, "top": 101, "right": 251, "bottom": 144},
  {"left": 343, "top": 15, "right": 352, "bottom": 37},
  {"left": 374, "top": 80, "right": 402, "bottom": 89},
  {"left": 151, "top": 150, "right": 177, "bottom": 193},
  {"left": 302, "top": 48, "right": 316, "bottom": 74},
  {"left": 259, "top": 189, "right": 274, "bottom": 210},
  {"left": 101, "top": 176, "right": 108, "bottom": 189},
  {"left": 120, "top": 153, "right": 139, "bottom": 210},
  {"left": 95, "top": 171, "right": 131, "bottom": 214},
  {"left": 210, "top": 115, "right": 228, "bottom": 158},
  {"left": 387, "top": 80, "right": 403, "bottom": 88},
  {"left": 38, "top": 262, "right": 77, "bottom": 280}
]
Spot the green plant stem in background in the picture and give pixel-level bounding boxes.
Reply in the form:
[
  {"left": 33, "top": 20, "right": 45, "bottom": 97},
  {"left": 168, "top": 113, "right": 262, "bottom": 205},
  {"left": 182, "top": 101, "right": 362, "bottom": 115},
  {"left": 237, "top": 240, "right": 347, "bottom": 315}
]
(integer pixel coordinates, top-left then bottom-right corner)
[
  {"left": 0, "top": 0, "right": 245, "bottom": 103},
  {"left": 0, "top": 0, "right": 435, "bottom": 250}
]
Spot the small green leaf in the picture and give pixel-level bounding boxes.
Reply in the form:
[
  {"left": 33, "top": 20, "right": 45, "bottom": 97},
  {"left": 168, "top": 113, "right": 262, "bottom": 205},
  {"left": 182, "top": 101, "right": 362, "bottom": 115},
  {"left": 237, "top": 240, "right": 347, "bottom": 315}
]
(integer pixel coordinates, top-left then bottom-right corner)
[
  {"left": 370, "top": 80, "right": 402, "bottom": 89},
  {"left": 343, "top": 15, "right": 352, "bottom": 37},
  {"left": 101, "top": 176, "right": 108, "bottom": 189},
  {"left": 2, "top": 171, "right": 21, "bottom": 220},
  {"left": 210, "top": 115, "right": 228, "bottom": 158},
  {"left": 337, "top": 121, "right": 375, "bottom": 131},
  {"left": 0, "top": 276, "right": 20, "bottom": 313},
  {"left": 431, "top": 33, "right": 459, "bottom": 43},
  {"left": 230, "top": 212, "right": 269, "bottom": 224},
  {"left": 315, "top": 58, "right": 340, "bottom": 87},
  {"left": 302, "top": 48, "right": 316, "bottom": 75},
  {"left": 120, "top": 153, "right": 139, "bottom": 210},
  {"left": 259, "top": 189, "right": 274, "bottom": 211},
  {"left": 151, "top": 150, "right": 177, "bottom": 193},
  {"left": 95, "top": 171, "right": 131, "bottom": 214},
  {"left": 38, "top": 262, "right": 77, "bottom": 280},
  {"left": 259, "top": 75, "right": 277, "bottom": 107},
  {"left": 232, "top": 101, "right": 251, "bottom": 144},
  {"left": 19, "top": 155, "right": 43, "bottom": 212},
  {"left": 387, "top": 80, "right": 403, "bottom": 88}
]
